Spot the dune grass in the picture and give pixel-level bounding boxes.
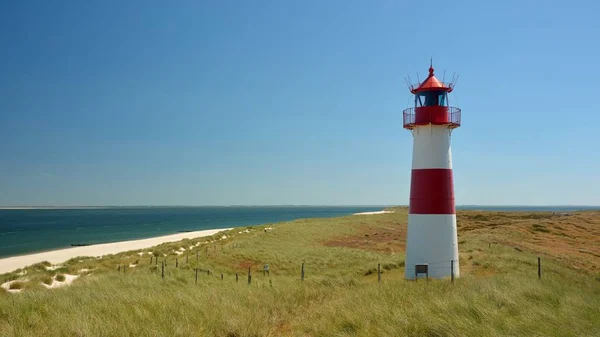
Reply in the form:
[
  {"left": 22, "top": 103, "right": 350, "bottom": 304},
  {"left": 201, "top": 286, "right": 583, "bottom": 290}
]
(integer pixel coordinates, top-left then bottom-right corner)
[{"left": 0, "top": 208, "right": 599, "bottom": 336}]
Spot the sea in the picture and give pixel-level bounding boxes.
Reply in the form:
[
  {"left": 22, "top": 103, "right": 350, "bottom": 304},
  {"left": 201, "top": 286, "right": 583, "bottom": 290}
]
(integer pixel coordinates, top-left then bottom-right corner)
[{"left": 0, "top": 205, "right": 598, "bottom": 259}]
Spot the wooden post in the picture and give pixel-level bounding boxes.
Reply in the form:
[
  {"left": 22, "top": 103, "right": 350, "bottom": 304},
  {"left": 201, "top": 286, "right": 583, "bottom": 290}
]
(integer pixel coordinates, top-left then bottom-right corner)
[
  {"left": 538, "top": 257, "right": 541, "bottom": 279},
  {"left": 377, "top": 263, "right": 381, "bottom": 283},
  {"left": 221, "top": 273, "right": 223, "bottom": 281},
  {"left": 161, "top": 261, "right": 164, "bottom": 279},
  {"left": 155, "top": 257, "right": 158, "bottom": 266},
  {"left": 118, "top": 265, "right": 120, "bottom": 272},
  {"left": 451, "top": 260, "right": 455, "bottom": 284},
  {"left": 236, "top": 273, "right": 238, "bottom": 282},
  {"left": 186, "top": 255, "right": 188, "bottom": 264},
  {"left": 207, "top": 269, "right": 210, "bottom": 276},
  {"left": 195, "top": 268, "right": 198, "bottom": 285},
  {"left": 301, "top": 262, "right": 305, "bottom": 281},
  {"left": 196, "top": 251, "right": 199, "bottom": 262},
  {"left": 248, "top": 267, "right": 251, "bottom": 285},
  {"left": 176, "top": 258, "right": 178, "bottom": 268},
  {"left": 150, "top": 256, "right": 152, "bottom": 264}
]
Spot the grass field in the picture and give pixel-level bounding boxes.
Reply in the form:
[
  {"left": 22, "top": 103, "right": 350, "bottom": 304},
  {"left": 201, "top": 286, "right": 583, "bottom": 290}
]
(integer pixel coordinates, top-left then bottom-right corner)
[{"left": 1, "top": 207, "right": 599, "bottom": 336}]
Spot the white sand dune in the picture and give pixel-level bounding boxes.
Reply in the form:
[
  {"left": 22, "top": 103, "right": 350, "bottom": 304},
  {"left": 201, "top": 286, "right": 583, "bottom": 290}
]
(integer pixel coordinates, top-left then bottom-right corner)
[
  {"left": 42, "top": 274, "right": 79, "bottom": 289},
  {"left": 0, "top": 228, "right": 231, "bottom": 274},
  {"left": 1, "top": 278, "right": 28, "bottom": 293},
  {"left": 353, "top": 210, "right": 394, "bottom": 215}
]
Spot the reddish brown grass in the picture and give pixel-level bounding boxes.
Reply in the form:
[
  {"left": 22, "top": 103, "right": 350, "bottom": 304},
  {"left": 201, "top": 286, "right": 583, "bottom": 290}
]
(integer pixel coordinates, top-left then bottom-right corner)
[{"left": 323, "top": 208, "right": 600, "bottom": 273}]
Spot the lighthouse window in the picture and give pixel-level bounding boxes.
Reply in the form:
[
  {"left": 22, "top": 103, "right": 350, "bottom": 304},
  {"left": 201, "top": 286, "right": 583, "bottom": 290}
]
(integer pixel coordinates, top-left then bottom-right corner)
[{"left": 416, "top": 91, "right": 447, "bottom": 107}]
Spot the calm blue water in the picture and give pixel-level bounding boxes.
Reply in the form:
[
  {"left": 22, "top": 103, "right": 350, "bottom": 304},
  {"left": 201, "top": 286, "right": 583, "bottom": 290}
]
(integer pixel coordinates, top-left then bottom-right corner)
[
  {"left": 0, "top": 205, "right": 598, "bottom": 259},
  {"left": 0, "top": 206, "right": 384, "bottom": 258}
]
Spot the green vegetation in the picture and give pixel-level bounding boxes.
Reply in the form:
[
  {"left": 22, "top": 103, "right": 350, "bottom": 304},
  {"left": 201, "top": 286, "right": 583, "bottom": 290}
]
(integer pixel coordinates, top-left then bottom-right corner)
[
  {"left": 1, "top": 208, "right": 599, "bottom": 336},
  {"left": 7, "top": 282, "right": 24, "bottom": 290}
]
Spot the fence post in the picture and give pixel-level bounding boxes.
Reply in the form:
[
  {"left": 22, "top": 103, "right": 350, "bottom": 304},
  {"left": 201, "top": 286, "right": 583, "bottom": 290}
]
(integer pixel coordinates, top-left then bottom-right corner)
[
  {"left": 301, "top": 262, "right": 305, "bottom": 281},
  {"left": 221, "top": 273, "right": 223, "bottom": 281},
  {"left": 195, "top": 268, "right": 198, "bottom": 285},
  {"left": 451, "top": 260, "right": 454, "bottom": 284},
  {"left": 118, "top": 265, "right": 120, "bottom": 272},
  {"left": 155, "top": 257, "right": 158, "bottom": 266},
  {"left": 378, "top": 263, "right": 381, "bottom": 283},
  {"left": 236, "top": 273, "right": 238, "bottom": 282},
  {"left": 176, "top": 258, "right": 178, "bottom": 268},
  {"left": 150, "top": 256, "right": 152, "bottom": 265},
  {"left": 186, "top": 255, "right": 189, "bottom": 264},
  {"left": 196, "top": 251, "right": 199, "bottom": 262},
  {"left": 248, "top": 267, "right": 252, "bottom": 285},
  {"left": 538, "top": 257, "right": 541, "bottom": 279},
  {"left": 161, "top": 261, "right": 164, "bottom": 279},
  {"left": 207, "top": 269, "right": 210, "bottom": 276}
]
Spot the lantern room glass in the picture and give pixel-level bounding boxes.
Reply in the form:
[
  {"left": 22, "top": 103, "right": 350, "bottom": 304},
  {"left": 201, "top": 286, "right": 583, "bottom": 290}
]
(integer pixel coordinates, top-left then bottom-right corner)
[{"left": 415, "top": 90, "right": 447, "bottom": 107}]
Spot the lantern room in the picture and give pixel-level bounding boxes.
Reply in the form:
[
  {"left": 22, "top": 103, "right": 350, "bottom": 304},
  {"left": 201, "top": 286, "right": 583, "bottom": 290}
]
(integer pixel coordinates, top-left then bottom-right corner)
[{"left": 403, "top": 64, "right": 461, "bottom": 130}]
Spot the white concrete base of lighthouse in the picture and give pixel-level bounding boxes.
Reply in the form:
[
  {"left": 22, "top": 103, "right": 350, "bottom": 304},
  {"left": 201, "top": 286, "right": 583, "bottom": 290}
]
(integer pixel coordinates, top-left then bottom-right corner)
[{"left": 404, "top": 214, "right": 459, "bottom": 279}]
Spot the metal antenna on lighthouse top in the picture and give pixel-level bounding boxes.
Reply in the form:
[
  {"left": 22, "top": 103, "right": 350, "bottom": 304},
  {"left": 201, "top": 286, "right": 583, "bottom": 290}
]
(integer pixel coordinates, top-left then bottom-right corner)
[
  {"left": 403, "top": 76, "right": 412, "bottom": 91},
  {"left": 449, "top": 74, "right": 460, "bottom": 91}
]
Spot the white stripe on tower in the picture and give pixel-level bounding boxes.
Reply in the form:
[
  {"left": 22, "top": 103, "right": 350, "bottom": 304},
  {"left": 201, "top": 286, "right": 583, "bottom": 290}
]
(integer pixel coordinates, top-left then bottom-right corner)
[{"left": 405, "top": 124, "right": 459, "bottom": 279}]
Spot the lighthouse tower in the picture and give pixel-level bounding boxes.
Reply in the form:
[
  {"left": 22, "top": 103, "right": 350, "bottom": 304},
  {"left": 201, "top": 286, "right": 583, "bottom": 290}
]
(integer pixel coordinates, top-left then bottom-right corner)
[{"left": 403, "top": 63, "right": 461, "bottom": 279}]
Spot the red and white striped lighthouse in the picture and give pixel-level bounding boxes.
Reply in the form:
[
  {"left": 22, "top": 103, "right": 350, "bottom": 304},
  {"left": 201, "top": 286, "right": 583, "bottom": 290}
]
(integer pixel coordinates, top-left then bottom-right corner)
[{"left": 403, "top": 63, "right": 461, "bottom": 279}]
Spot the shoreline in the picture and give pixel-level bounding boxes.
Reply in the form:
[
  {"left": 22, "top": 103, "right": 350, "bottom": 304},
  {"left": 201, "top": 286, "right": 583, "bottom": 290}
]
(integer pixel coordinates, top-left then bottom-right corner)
[
  {"left": 0, "top": 228, "right": 231, "bottom": 275},
  {"left": 353, "top": 210, "right": 394, "bottom": 215}
]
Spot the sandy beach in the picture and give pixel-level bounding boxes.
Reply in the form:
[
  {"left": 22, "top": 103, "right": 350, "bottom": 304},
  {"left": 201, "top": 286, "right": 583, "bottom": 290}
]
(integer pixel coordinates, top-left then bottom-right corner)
[
  {"left": 353, "top": 210, "right": 394, "bottom": 215},
  {"left": 0, "top": 228, "right": 231, "bottom": 274}
]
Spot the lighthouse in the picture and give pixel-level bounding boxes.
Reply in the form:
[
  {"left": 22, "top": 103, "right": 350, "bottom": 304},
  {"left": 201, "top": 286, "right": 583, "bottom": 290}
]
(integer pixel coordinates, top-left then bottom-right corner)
[{"left": 403, "top": 63, "right": 461, "bottom": 280}]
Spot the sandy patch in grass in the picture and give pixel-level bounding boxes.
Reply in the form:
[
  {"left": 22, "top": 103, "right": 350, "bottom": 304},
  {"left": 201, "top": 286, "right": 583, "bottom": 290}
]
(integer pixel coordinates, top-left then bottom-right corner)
[
  {"left": 41, "top": 274, "right": 79, "bottom": 289},
  {"left": 1, "top": 279, "right": 28, "bottom": 293}
]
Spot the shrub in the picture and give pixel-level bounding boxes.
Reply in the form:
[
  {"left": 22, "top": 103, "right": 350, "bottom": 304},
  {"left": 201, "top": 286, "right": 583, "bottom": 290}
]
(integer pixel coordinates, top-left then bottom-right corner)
[
  {"left": 55, "top": 274, "right": 66, "bottom": 282},
  {"left": 9, "top": 282, "right": 24, "bottom": 290}
]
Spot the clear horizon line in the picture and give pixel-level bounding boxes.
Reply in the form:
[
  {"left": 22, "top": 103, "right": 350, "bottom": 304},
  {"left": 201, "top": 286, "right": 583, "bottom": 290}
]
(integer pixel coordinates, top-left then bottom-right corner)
[{"left": 1, "top": 204, "right": 599, "bottom": 208}]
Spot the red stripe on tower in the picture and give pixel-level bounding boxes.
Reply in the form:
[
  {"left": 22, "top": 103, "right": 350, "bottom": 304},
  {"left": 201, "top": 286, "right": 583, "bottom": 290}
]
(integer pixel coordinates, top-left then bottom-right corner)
[{"left": 409, "top": 169, "right": 455, "bottom": 214}]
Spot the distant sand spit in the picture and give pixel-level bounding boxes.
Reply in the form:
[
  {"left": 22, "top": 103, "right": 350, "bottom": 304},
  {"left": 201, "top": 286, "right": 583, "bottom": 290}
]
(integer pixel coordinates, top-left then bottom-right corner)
[
  {"left": 353, "top": 210, "right": 394, "bottom": 215},
  {"left": 0, "top": 228, "right": 231, "bottom": 274}
]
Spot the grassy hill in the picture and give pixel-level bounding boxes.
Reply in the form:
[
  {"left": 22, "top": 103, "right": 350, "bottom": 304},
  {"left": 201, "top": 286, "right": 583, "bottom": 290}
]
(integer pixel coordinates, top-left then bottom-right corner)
[{"left": 1, "top": 208, "right": 599, "bottom": 336}]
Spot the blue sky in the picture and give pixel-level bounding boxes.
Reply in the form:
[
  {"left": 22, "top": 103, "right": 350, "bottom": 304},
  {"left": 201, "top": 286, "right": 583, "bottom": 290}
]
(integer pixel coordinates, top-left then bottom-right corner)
[{"left": 1, "top": 0, "right": 599, "bottom": 206}]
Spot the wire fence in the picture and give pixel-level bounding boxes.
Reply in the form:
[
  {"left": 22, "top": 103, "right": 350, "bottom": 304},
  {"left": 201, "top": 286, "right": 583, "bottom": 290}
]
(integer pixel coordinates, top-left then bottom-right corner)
[{"left": 115, "top": 243, "right": 544, "bottom": 285}]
